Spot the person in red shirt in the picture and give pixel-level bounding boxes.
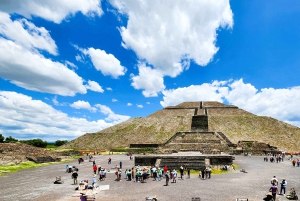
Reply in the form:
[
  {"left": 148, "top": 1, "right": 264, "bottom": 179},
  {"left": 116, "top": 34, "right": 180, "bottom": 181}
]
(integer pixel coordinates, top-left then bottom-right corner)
[
  {"left": 93, "top": 165, "right": 97, "bottom": 174},
  {"left": 163, "top": 166, "right": 168, "bottom": 175}
]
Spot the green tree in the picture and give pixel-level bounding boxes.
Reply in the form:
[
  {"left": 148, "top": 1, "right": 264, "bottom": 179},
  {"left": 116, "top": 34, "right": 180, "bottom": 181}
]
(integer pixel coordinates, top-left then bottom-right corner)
[
  {"left": 4, "top": 136, "right": 18, "bottom": 143},
  {"left": 20, "top": 138, "right": 47, "bottom": 148},
  {"left": 0, "top": 134, "right": 4, "bottom": 143},
  {"left": 55, "top": 140, "right": 68, "bottom": 146}
]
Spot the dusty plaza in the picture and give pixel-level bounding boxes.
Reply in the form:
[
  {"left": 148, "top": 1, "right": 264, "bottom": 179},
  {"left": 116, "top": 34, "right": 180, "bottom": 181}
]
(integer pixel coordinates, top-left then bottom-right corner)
[{"left": 0, "top": 154, "right": 299, "bottom": 201}]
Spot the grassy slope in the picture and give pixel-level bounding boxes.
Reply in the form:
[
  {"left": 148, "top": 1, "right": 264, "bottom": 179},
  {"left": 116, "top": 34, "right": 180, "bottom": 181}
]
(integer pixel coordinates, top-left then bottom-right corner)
[
  {"left": 63, "top": 104, "right": 300, "bottom": 152},
  {"left": 63, "top": 109, "right": 194, "bottom": 150}
]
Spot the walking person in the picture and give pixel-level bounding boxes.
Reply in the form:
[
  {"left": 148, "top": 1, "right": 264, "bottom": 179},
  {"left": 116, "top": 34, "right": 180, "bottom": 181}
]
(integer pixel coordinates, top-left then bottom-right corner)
[
  {"left": 179, "top": 166, "right": 184, "bottom": 180},
  {"left": 71, "top": 171, "right": 78, "bottom": 185},
  {"left": 93, "top": 164, "right": 97, "bottom": 174},
  {"left": 280, "top": 178, "right": 287, "bottom": 195},
  {"left": 165, "top": 171, "right": 170, "bottom": 186},
  {"left": 269, "top": 183, "right": 279, "bottom": 201},
  {"left": 187, "top": 168, "right": 190, "bottom": 179},
  {"left": 119, "top": 161, "right": 122, "bottom": 169}
]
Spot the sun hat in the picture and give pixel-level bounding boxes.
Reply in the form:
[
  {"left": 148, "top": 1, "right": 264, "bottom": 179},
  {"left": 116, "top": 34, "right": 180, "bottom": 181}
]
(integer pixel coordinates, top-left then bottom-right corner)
[{"left": 266, "top": 192, "right": 272, "bottom": 196}]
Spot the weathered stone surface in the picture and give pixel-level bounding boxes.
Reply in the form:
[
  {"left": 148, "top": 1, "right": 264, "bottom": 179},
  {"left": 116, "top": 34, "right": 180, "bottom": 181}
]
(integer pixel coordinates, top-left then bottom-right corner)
[{"left": 0, "top": 143, "right": 61, "bottom": 165}]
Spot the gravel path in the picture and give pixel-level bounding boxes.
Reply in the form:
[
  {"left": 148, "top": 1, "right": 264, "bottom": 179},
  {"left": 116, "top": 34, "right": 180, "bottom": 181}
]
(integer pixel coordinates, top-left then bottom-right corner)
[{"left": 0, "top": 154, "right": 299, "bottom": 201}]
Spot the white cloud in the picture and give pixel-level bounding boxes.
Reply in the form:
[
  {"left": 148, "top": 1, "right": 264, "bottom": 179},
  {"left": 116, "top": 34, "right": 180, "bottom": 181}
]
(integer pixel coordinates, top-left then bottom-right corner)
[
  {"left": 0, "top": 91, "right": 115, "bottom": 141},
  {"left": 160, "top": 79, "right": 300, "bottom": 127},
  {"left": 146, "top": 102, "right": 150, "bottom": 104},
  {"left": 0, "top": 0, "right": 103, "bottom": 24},
  {"left": 106, "top": 87, "right": 113, "bottom": 91},
  {"left": 82, "top": 47, "right": 126, "bottom": 78},
  {"left": 137, "top": 104, "right": 143, "bottom": 108},
  {"left": 111, "top": 0, "right": 233, "bottom": 77},
  {"left": 95, "top": 104, "right": 130, "bottom": 122},
  {"left": 0, "top": 11, "right": 58, "bottom": 55},
  {"left": 75, "top": 54, "right": 83, "bottom": 62},
  {"left": 127, "top": 103, "right": 132, "bottom": 106},
  {"left": 65, "top": 61, "right": 78, "bottom": 69},
  {"left": 52, "top": 95, "right": 59, "bottom": 106},
  {"left": 70, "top": 100, "right": 97, "bottom": 112},
  {"left": 112, "top": 98, "right": 118, "bottom": 102},
  {"left": 85, "top": 80, "right": 104, "bottom": 93},
  {"left": 0, "top": 38, "right": 86, "bottom": 96},
  {"left": 131, "top": 63, "right": 165, "bottom": 97}
]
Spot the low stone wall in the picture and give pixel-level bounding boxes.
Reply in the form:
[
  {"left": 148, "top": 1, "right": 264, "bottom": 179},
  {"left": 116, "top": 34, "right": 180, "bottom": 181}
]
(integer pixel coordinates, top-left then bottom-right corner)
[{"left": 134, "top": 154, "right": 234, "bottom": 170}]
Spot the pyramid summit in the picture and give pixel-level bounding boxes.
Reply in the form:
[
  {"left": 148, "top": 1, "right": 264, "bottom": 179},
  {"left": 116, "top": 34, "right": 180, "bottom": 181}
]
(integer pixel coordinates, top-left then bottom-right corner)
[{"left": 64, "top": 101, "right": 300, "bottom": 152}]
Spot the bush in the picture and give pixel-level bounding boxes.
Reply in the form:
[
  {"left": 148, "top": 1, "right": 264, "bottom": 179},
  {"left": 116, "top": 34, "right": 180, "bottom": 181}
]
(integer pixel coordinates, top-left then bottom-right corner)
[
  {"left": 20, "top": 138, "right": 47, "bottom": 148},
  {"left": 55, "top": 140, "right": 68, "bottom": 146},
  {"left": 4, "top": 136, "right": 18, "bottom": 143}
]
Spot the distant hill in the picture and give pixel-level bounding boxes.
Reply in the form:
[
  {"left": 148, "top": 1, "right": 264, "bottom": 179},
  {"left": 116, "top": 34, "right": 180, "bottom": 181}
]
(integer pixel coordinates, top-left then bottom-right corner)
[{"left": 62, "top": 101, "right": 300, "bottom": 152}]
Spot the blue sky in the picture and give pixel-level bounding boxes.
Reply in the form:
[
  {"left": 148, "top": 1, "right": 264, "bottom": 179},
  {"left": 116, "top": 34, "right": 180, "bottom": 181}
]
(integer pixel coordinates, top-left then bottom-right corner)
[{"left": 1, "top": 0, "right": 300, "bottom": 142}]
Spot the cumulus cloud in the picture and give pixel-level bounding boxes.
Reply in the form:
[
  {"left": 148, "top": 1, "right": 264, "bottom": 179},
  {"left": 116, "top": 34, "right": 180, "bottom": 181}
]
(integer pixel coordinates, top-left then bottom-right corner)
[
  {"left": 0, "top": 91, "right": 116, "bottom": 141},
  {"left": 70, "top": 100, "right": 97, "bottom": 112},
  {"left": 106, "top": 87, "right": 113, "bottom": 91},
  {"left": 111, "top": 0, "right": 233, "bottom": 94},
  {"left": 131, "top": 63, "right": 165, "bottom": 97},
  {"left": 0, "top": 0, "right": 103, "bottom": 24},
  {"left": 136, "top": 104, "right": 143, "bottom": 108},
  {"left": 95, "top": 104, "right": 130, "bottom": 122},
  {"left": 0, "top": 38, "right": 86, "bottom": 96},
  {"left": 85, "top": 80, "right": 104, "bottom": 93},
  {"left": 112, "top": 98, "right": 118, "bottom": 102},
  {"left": 127, "top": 103, "right": 132, "bottom": 106},
  {"left": 81, "top": 47, "right": 126, "bottom": 78},
  {"left": 160, "top": 79, "right": 300, "bottom": 127},
  {"left": 0, "top": 11, "right": 58, "bottom": 55}
]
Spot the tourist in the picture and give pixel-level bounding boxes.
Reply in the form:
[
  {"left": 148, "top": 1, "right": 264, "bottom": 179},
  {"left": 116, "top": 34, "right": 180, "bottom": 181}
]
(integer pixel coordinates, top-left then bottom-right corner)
[
  {"left": 152, "top": 166, "right": 157, "bottom": 181},
  {"left": 280, "top": 178, "right": 287, "bottom": 195},
  {"left": 115, "top": 169, "right": 119, "bottom": 180},
  {"left": 97, "top": 165, "right": 101, "bottom": 174},
  {"left": 72, "top": 170, "right": 78, "bottom": 185},
  {"left": 163, "top": 165, "right": 168, "bottom": 175},
  {"left": 271, "top": 176, "right": 278, "bottom": 185},
  {"left": 127, "top": 169, "right": 132, "bottom": 181},
  {"left": 118, "top": 169, "right": 122, "bottom": 181},
  {"left": 263, "top": 192, "right": 274, "bottom": 201},
  {"left": 80, "top": 192, "right": 87, "bottom": 201},
  {"left": 66, "top": 164, "right": 69, "bottom": 173},
  {"left": 207, "top": 166, "right": 212, "bottom": 179},
  {"left": 172, "top": 169, "right": 177, "bottom": 183},
  {"left": 158, "top": 168, "right": 163, "bottom": 181},
  {"left": 120, "top": 161, "right": 122, "bottom": 169},
  {"left": 92, "top": 174, "right": 97, "bottom": 187},
  {"left": 269, "top": 183, "right": 279, "bottom": 201},
  {"left": 180, "top": 166, "right": 184, "bottom": 179},
  {"left": 93, "top": 164, "right": 97, "bottom": 174},
  {"left": 131, "top": 167, "right": 135, "bottom": 182},
  {"left": 187, "top": 168, "right": 190, "bottom": 179},
  {"left": 165, "top": 171, "right": 170, "bottom": 186},
  {"left": 108, "top": 157, "right": 111, "bottom": 164}
]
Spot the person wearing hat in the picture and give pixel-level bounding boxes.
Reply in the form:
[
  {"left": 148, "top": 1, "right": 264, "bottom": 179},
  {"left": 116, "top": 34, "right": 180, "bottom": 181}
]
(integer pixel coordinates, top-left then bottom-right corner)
[
  {"left": 280, "top": 178, "right": 287, "bottom": 195},
  {"left": 80, "top": 191, "right": 87, "bottom": 201},
  {"left": 72, "top": 171, "right": 78, "bottom": 185},
  {"left": 263, "top": 192, "right": 274, "bottom": 201}
]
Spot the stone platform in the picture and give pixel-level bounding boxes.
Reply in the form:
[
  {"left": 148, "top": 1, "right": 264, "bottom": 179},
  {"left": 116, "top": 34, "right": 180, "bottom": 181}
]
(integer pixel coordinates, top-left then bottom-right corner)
[{"left": 134, "top": 152, "right": 234, "bottom": 170}]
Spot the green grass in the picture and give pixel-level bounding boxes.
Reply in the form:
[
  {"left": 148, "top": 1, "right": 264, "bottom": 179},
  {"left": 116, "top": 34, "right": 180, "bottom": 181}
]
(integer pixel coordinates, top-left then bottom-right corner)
[
  {"left": 0, "top": 161, "right": 56, "bottom": 176},
  {"left": 0, "top": 158, "right": 76, "bottom": 176}
]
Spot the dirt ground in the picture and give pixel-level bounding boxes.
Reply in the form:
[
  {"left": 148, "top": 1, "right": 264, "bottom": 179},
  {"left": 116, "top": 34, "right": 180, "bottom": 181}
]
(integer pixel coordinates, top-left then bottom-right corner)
[{"left": 0, "top": 154, "right": 299, "bottom": 201}]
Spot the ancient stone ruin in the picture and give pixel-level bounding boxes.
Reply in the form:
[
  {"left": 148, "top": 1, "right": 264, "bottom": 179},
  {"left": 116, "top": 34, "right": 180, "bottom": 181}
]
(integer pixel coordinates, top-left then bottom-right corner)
[{"left": 130, "top": 101, "right": 281, "bottom": 155}]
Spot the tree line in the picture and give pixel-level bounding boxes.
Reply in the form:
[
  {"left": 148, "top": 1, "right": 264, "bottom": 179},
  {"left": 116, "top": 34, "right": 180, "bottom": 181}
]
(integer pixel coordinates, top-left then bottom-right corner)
[{"left": 0, "top": 134, "right": 68, "bottom": 148}]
